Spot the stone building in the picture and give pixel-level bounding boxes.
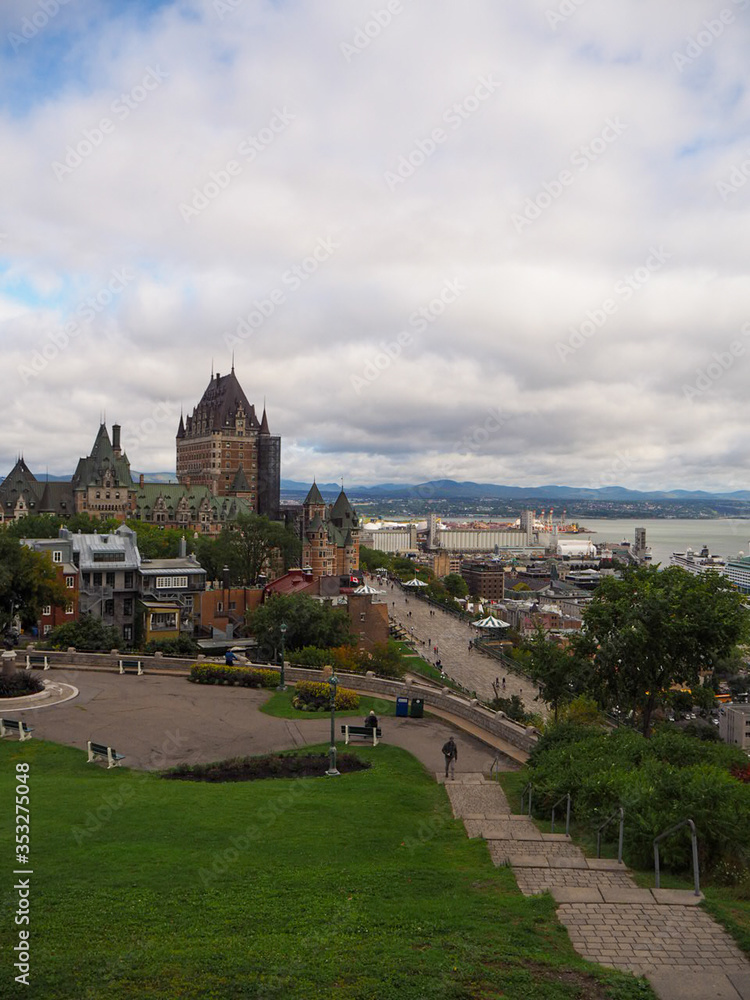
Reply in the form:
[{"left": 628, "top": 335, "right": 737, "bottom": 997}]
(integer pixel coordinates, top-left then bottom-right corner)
[
  {"left": 300, "top": 483, "right": 360, "bottom": 579},
  {"left": 176, "top": 365, "right": 280, "bottom": 518}
]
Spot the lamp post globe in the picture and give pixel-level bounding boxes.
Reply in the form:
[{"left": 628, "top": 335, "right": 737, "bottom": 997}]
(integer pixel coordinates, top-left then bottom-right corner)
[{"left": 278, "top": 622, "right": 287, "bottom": 690}]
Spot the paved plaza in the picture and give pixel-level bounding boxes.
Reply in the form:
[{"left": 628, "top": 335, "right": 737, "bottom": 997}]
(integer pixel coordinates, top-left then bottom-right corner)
[{"left": 382, "top": 577, "right": 543, "bottom": 709}]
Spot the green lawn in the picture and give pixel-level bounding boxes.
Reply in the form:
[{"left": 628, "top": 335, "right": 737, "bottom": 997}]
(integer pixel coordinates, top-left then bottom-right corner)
[
  {"left": 393, "top": 641, "right": 468, "bottom": 694},
  {"left": 0, "top": 740, "right": 656, "bottom": 999},
  {"left": 496, "top": 768, "right": 750, "bottom": 962},
  {"left": 260, "top": 688, "right": 398, "bottom": 720}
]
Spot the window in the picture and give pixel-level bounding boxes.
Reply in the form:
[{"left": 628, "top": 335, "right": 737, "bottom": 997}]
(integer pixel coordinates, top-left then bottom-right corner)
[
  {"left": 104, "top": 600, "right": 114, "bottom": 616},
  {"left": 124, "top": 598, "right": 133, "bottom": 616},
  {"left": 65, "top": 576, "right": 75, "bottom": 588},
  {"left": 82, "top": 573, "right": 90, "bottom": 586},
  {"left": 106, "top": 572, "right": 115, "bottom": 587},
  {"left": 156, "top": 576, "right": 188, "bottom": 589},
  {"left": 42, "top": 605, "right": 51, "bottom": 616},
  {"left": 123, "top": 625, "right": 133, "bottom": 643},
  {"left": 360, "top": 613, "right": 366, "bottom": 622},
  {"left": 93, "top": 573, "right": 102, "bottom": 586},
  {"left": 124, "top": 572, "right": 133, "bottom": 589},
  {"left": 216, "top": 601, "right": 224, "bottom": 612},
  {"left": 53, "top": 550, "right": 62, "bottom": 563},
  {"left": 43, "top": 624, "right": 51, "bottom": 635},
  {"left": 65, "top": 603, "right": 74, "bottom": 615}
]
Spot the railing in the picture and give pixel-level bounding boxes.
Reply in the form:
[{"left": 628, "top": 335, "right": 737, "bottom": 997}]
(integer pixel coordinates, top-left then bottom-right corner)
[
  {"left": 550, "top": 792, "right": 571, "bottom": 835},
  {"left": 654, "top": 818, "right": 700, "bottom": 896},
  {"left": 520, "top": 782, "right": 533, "bottom": 816},
  {"left": 596, "top": 807, "right": 625, "bottom": 863},
  {"left": 489, "top": 755, "right": 504, "bottom": 782}
]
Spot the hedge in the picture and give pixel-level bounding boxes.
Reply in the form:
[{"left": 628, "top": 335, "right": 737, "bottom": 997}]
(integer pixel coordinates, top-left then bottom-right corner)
[
  {"left": 293, "top": 680, "right": 359, "bottom": 711},
  {"left": 189, "top": 663, "right": 280, "bottom": 688}
]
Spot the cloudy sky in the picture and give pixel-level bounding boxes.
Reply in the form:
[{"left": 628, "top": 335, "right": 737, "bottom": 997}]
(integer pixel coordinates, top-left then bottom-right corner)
[{"left": 1, "top": 0, "right": 748, "bottom": 490}]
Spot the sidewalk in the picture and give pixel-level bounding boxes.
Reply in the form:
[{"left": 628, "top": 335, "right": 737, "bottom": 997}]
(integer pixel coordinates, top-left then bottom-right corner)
[
  {"left": 382, "top": 578, "right": 543, "bottom": 712},
  {"left": 442, "top": 773, "right": 750, "bottom": 1000}
]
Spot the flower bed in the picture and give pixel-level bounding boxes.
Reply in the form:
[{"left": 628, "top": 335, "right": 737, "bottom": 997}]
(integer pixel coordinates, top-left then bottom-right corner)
[
  {"left": 292, "top": 680, "right": 359, "bottom": 712},
  {"left": 188, "top": 663, "right": 280, "bottom": 688}
]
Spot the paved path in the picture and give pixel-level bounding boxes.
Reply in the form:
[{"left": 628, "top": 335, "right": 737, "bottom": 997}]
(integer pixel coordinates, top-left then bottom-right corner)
[
  {"left": 380, "top": 577, "right": 543, "bottom": 710},
  {"left": 443, "top": 773, "right": 750, "bottom": 1000},
  {"left": 5, "top": 669, "right": 519, "bottom": 777}
]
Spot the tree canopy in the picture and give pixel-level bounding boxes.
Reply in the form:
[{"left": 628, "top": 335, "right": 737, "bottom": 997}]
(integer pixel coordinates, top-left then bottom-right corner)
[
  {"left": 526, "top": 626, "right": 584, "bottom": 722},
  {"left": 249, "top": 594, "right": 353, "bottom": 659},
  {"left": 577, "top": 565, "right": 750, "bottom": 737},
  {"left": 0, "top": 536, "right": 68, "bottom": 634}
]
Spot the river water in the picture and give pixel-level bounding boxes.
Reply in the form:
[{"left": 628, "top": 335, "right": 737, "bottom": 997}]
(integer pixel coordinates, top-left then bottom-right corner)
[{"left": 572, "top": 518, "right": 750, "bottom": 566}]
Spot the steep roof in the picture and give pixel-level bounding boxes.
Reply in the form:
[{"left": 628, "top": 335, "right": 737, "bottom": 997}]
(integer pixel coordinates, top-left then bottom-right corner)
[
  {"left": 185, "top": 370, "right": 260, "bottom": 435},
  {"left": 229, "top": 465, "right": 251, "bottom": 493},
  {"left": 303, "top": 481, "right": 325, "bottom": 506},
  {"left": 330, "top": 489, "right": 358, "bottom": 528},
  {"left": 71, "top": 424, "right": 133, "bottom": 490},
  {"left": 259, "top": 407, "right": 270, "bottom": 434}
]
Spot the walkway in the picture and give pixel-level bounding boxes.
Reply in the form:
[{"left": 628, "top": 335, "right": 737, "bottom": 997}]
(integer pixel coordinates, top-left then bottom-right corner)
[
  {"left": 442, "top": 772, "right": 750, "bottom": 1000},
  {"left": 381, "top": 577, "right": 542, "bottom": 711}
]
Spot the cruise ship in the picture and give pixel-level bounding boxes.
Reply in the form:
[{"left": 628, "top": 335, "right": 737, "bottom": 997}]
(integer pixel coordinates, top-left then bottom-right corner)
[{"left": 670, "top": 545, "right": 727, "bottom": 575}]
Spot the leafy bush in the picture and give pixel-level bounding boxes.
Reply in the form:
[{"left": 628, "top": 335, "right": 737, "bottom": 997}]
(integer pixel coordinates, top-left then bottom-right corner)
[
  {"left": 292, "top": 680, "right": 359, "bottom": 711},
  {"left": 527, "top": 723, "right": 750, "bottom": 875},
  {"left": 189, "top": 663, "right": 280, "bottom": 688},
  {"left": 143, "top": 636, "right": 198, "bottom": 657},
  {"left": 291, "top": 646, "right": 331, "bottom": 668},
  {"left": 291, "top": 641, "right": 407, "bottom": 679},
  {"left": 489, "top": 694, "right": 532, "bottom": 723},
  {"left": 45, "top": 614, "right": 122, "bottom": 652},
  {"left": 0, "top": 670, "right": 44, "bottom": 698}
]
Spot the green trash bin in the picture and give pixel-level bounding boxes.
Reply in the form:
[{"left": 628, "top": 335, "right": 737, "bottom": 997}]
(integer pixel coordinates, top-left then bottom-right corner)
[{"left": 409, "top": 697, "right": 424, "bottom": 719}]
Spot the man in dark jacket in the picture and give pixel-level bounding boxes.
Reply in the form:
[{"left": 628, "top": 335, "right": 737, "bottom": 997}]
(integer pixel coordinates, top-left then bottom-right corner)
[
  {"left": 442, "top": 736, "right": 458, "bottom": 779},
  {"left": 364, "top": 710, "right": 378, "bottom": 730}
]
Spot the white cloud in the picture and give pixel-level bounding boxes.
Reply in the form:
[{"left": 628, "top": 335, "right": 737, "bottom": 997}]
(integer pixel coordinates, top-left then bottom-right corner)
[{"left": 0, "top": 0, "right": 749, "bottom": 489}]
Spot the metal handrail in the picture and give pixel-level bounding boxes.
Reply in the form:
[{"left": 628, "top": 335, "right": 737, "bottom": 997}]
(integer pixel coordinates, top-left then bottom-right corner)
[
  {"left": 520, "top": 782, "right": 533, "bottom": 816},
  {"left": 596, "top": 807, "right": 625, "bottom": 863},
  {"left": 489, "top": 755, "right": 502, "bottom": 782},
  {"left": 550, "top": 792, "right": 571, "bottom": 835},
  {"left": 653, "top": 818, "right": 700, "bottom": 896}
]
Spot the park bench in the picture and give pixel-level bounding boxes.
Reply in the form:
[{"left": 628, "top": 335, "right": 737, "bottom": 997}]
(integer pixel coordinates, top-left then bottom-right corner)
[
  {"left": 118, "top": 658, "right": 143, "bottom": 676},
  {"left": 0, "top": 719, "right": 34, "bottom": 741},
  {"left": 25, "top": 653, "right": 49, "bottom": 670},
  {"left": 87, "top": 741, "right": 125, "bottom": 768},
  {"left": 341, "top": 724, "right": 382, "bottom": 746}
]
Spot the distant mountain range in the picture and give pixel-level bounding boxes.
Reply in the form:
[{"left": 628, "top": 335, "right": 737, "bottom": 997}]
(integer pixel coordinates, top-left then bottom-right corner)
[
  {"left": 3, "top": 472, "right": 750, "bottom": 503},
  {"left": 279, "top": 479, "right": 750, "bottom": 502}
]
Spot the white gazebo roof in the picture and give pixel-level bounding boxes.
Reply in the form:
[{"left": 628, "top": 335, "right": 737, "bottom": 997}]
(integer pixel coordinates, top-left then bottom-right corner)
[
  {"left": 403, "top": 577, "right": 428, "bottom": 587},
  {"left": 471, "top": 615, "right": 511, "bottom": 629},
  {"left": 353, "top": 584, "right": 385, "bottom": 595}
]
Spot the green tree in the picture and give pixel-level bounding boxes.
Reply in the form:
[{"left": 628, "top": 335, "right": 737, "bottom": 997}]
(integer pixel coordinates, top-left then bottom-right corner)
[
  {"left": 358, "top": 548, "right": 392, "bottom": 574},
  {"left": 577, "top": 566, "right": 750, "bottom": 737},
  {"left": 224, "top": 513, "right": 301, "bottom": 585},
  {"left": 526, "top": 627, "right": 583, "bottom": 722},
  {"left": 0, "top": 536, "right": 68, "bottom": 633},
  {"left": 249, "top": 595, "right": 352, "bottom": 659},
  {"left": 45, "top": 613, "right": 122, "bottom": 651},
  {"left": 443, "top": 573, "right": 468, "bottom": 598}
]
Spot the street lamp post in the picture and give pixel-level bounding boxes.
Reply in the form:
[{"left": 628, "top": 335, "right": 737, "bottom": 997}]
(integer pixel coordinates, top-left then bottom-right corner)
[
  {"left": 278, "top": 622, "right": 287, "bottom": 690},
  {"left": 326, "top": 672, "right": 340, "bottom": 776}
]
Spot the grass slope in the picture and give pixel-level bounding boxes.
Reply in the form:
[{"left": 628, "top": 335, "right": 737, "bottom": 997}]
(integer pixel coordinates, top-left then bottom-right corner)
[
  {"left": 0, "top": 741, "right": 654, "bottom": 999},
  {"left": 259, "top": 689, "right": 398, "bottom": 720}
]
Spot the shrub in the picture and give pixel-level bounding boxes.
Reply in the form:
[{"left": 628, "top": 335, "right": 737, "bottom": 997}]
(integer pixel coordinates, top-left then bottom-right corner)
[
  {"left": 0, "top": 670, "right": 44, "bottom": 698},
  {"left": 143, "top": 636, "right": 198, "bottom": 657},
  {"left": 188, "top": 663, "right": 280, "bottom": 688},
  {"left": 291, "top": 646, "right": 331, "bottom": 668},
  {"left": 292, "top": 680, "right": 359, "bottom": 711}
]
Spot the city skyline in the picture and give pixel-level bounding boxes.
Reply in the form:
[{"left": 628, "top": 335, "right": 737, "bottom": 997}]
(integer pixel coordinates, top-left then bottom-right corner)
[{"left": 0, "top": 1, "right": 748, "bottom": 490}]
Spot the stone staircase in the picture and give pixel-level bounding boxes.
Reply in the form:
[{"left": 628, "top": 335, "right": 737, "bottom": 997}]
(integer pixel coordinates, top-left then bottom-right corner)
[{"left": 439, "top": 772, "right": 750, "bottom": 1000}]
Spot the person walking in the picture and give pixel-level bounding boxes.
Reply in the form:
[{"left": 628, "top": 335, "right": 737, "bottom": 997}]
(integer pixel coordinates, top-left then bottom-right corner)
[{"left": 442, "top": 736, "right": 458, "bottom": 779}]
